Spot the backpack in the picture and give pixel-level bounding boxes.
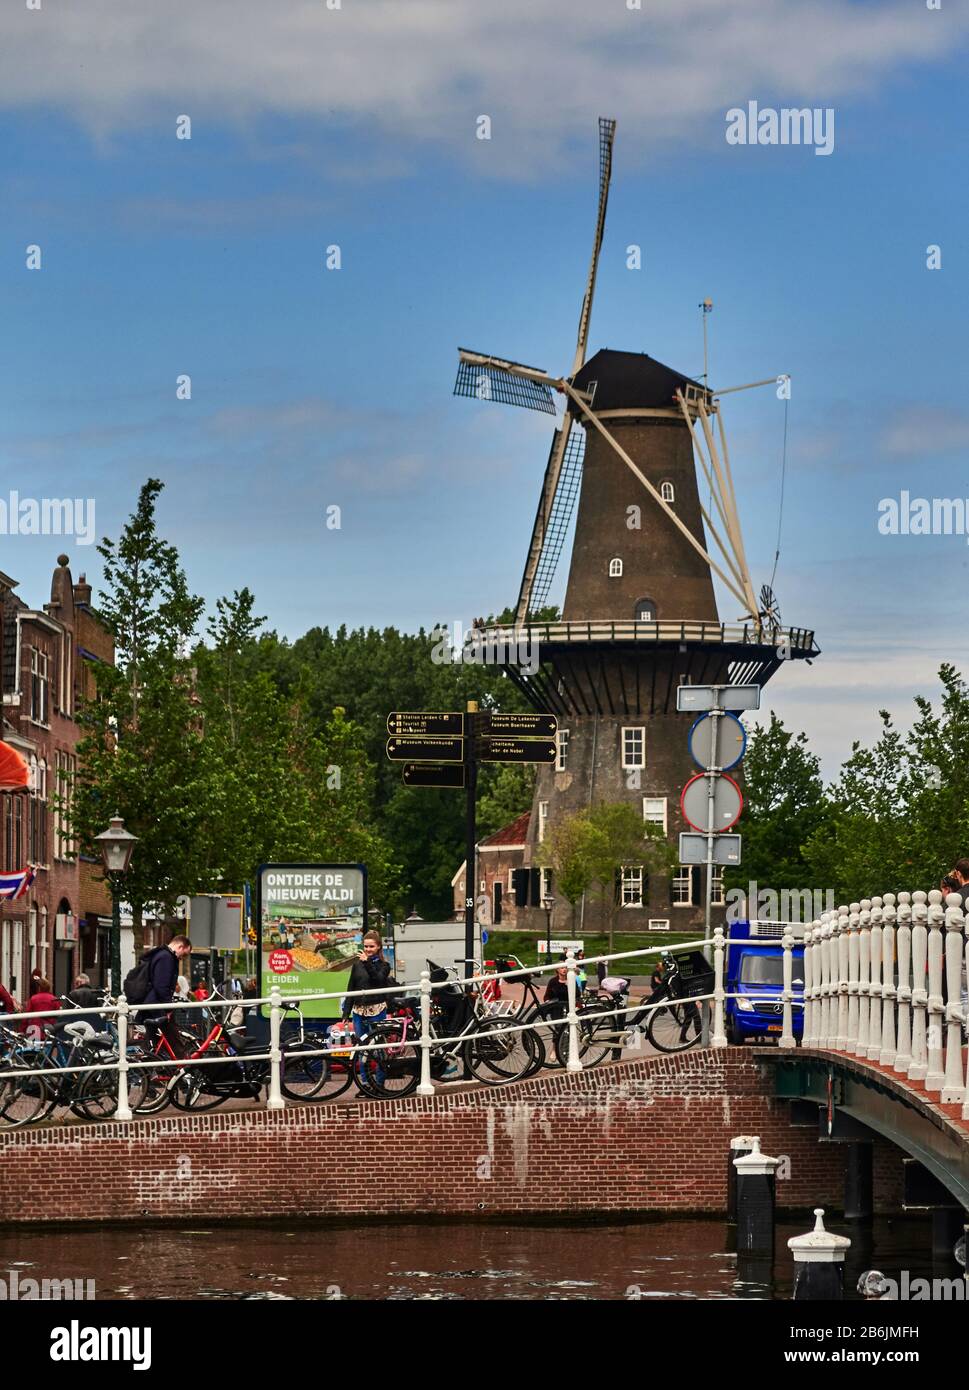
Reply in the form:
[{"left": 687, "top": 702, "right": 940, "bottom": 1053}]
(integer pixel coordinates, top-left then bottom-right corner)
[{"left": 123, "top": 948, "right": 163, "bottom": 1004}]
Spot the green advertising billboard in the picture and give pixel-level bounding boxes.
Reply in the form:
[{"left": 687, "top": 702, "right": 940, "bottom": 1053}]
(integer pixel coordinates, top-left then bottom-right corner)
[{"left": 256, "top": 863, "right": 367, "bottom": 1019}]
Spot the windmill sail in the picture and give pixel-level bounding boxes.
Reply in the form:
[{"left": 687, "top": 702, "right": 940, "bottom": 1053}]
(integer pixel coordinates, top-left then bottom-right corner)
[
  {"left": 453, "top": 350, "right": 556, "bottom": 414},
  {"left": 572, "top": 117, "right": 616, "bottom": 374},
  {"left": 526, "top": 423, "right": 586, "bottom": 614}
]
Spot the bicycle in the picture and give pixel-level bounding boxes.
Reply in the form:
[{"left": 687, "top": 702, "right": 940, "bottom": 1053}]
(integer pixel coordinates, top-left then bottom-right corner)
[
  {"left": 352, "top": 960, "right": 540, "bottom": 1100},
  {"left": 552, "top": 954, "right": 706, "bottom": 1066}
]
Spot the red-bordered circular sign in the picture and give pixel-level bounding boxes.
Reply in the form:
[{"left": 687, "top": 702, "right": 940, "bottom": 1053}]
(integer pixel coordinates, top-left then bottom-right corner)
[
  {"left": 268, "top": 949, "right": 294, "bottom": 974},
  {"left": 680, "top": 773, "right": 744, "bottom": 833}
]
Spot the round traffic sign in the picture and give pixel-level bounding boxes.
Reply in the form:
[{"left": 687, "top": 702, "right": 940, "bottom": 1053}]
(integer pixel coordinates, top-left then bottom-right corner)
[
  {"left": 688, "top": 711, "right": 746, "bottom": 771},
  {"left": 681, "top": 773, "right": 744, "bottom": 833}
]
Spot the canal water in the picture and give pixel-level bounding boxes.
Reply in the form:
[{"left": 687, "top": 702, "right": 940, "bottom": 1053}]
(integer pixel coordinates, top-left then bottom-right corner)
[{"left": 0, "top": 1215, "right": 949, "bottom": 1300}]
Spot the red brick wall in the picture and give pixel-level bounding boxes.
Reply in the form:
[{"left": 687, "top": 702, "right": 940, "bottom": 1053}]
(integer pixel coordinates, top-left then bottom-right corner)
[{"left": 0, "top": 1053, "right": 906, "bottom": 1228}]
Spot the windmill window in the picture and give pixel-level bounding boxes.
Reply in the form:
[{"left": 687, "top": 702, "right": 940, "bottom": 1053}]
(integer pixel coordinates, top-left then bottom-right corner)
[
  {"left": 538, "top": 800, "right": 549, "bottom": 842},
  {"left": 621, "top": 726, "right": 646, "bottom": 769},
  {"left": 673, "top": 867, "right": 694, "bottom": 907},
  {"left": 643, "top": 796, "right": 667, "bottom": 834},
  {"left": 620, "top": 866, "right": 644, "bottom": 908},
  {"left": 635, "top": 598, "right": 657, "bottom": 622},
  {"left": 608, "top": 557, "right": 623, "bottom": 578},
  {"left": 711, "top": 864, "right": 725, "bottom": 907},
  {"left": 556, "top": 728, "right": 569, "bottom": 771},
  {"left": 660, "top": 480, "right": 675, "bottom": 503}
]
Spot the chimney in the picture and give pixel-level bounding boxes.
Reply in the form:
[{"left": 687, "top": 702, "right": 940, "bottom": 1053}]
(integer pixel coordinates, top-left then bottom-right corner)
[{"left": 74, "top": 572, "right": 93, "bottom": 607}]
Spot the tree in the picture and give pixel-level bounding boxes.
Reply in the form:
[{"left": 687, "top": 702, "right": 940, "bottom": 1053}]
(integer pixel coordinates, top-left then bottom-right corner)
[
  {"left": 476, "top": 763, "right": 535, "bottom": 839},
  {"left": 71, "top": 480, "right": 210, "bottom": 926}
]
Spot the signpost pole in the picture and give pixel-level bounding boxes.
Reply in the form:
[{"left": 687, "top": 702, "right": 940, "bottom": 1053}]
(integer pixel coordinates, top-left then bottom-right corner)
[
  {"left": 464, "top": 701, "right": 478, "bottom": 983},
  {"left": 701, "top": 706, "right": 722, "bottom": 1047}
]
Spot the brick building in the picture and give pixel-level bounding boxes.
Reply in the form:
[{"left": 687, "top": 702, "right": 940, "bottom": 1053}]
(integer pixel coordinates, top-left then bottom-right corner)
[
  {"left": 452, "top": 811, "right": 529, "bottom": 930},
  {"left": 0, "top": 556, "right": 114, "bottom": 1001}
]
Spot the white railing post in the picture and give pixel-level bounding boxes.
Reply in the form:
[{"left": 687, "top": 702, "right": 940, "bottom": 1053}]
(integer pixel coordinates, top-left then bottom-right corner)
[
  {"left": 963, "top": 914, "right": 969, "bottom": 1122},
  {"left": 712, "top": 925, "right": 727, "bottom": 1049},
  {"left": 565, "top": 950, "right": 583, "bottom": 1072},
  {"left": 894, "top": 892, "right": 913, "bottom": 1074},
  {"left": 417, "top": 968, "right": 434, "bottom": 1096},
  {"left": 267, "top": 985, "right": 285, "bottom": 1110},
  {"left": 802, "top": 921, "right": 817, "bottom": 1046},
  {"left": 941, "top": 893, "right": 966, "bottom": 1105},
  {"left": 846, "top": 903, "right": 861, "bottom": 1051},
  {"left": 114, "top": 995, "right": 133, "bottom": 1123},
  {"left": 925, "top": 889, "right": 946, "bottom": 1093},
  {"left": 909, "top": 890, "right": 928, "bottom": 1082},
  {"left": 856, "top": 899, "right": 871, "bottom": 1058},
  {"left": 835, "top": 905, "right": 849, "bottom": 1051},
  {"left": 866, "top": 896, "right": 883, "bottom": 1062},
  {"left": 818, "top": 912, "right": 832, "bottom": 1048},
  {"left": 879, "top": 892, "right": 897, "bottom": 1067},
  {"left": 780, "top": 926, "right": 796, "bottom": 1050}
]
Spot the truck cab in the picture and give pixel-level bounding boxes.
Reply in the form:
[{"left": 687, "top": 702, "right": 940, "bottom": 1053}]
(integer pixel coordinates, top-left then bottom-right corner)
[{"left": 725, "top": 920, "right": 805, "bottom": 1044}]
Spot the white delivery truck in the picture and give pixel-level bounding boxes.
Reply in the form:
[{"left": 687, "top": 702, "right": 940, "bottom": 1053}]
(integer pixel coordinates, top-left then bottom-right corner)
[{"left": 392, "top": 918, "right": 484, "bottom": 987}]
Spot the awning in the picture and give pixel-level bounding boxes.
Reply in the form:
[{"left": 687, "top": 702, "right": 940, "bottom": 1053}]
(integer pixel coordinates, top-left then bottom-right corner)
[{"left": 0, "top": 741, "right": 28, "bottom": 792}]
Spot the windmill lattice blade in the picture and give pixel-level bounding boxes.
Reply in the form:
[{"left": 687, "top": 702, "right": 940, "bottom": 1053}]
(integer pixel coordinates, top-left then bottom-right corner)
[
  {"left": 453, "top": 358, "right": 555, "bottom": 414},
  {"left": 571, "top": 117, "right": 616, "bottom": 374},
  {"left": 529, "top": 424, "right": 586, "bottom": 613}
]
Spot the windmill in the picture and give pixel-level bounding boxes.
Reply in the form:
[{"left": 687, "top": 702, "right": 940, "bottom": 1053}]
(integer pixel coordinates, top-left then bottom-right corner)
[{"left": 451, "top": 119, "right": 818, "bottom": 935}]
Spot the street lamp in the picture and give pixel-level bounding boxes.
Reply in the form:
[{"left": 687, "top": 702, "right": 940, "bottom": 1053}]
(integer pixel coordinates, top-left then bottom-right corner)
[
  {"left": 94, "top": 813, "right": 138, "bottom": 996},
  {"left": 542, "top": 894, "right": 555, "bottom": 962}
]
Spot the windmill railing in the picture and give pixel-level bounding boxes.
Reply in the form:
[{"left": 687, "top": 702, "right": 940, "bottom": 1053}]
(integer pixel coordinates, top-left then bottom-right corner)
[{"left": 490, "top": 619, "right": 816, "bottom": 652}]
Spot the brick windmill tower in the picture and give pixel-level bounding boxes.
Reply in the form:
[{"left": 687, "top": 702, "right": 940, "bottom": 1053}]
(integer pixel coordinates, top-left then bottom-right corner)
[{"left": 453, "top": 119, "right": 818, "bottom": 935}]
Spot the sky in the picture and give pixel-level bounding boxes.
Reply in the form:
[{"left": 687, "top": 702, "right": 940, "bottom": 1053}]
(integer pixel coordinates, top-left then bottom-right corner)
[{"left": 1, "top": 0, "right": 967, "bottom": 777}]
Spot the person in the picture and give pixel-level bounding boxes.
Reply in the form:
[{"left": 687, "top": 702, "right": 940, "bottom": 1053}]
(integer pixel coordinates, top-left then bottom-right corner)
[
  {"left": 142, "top": 934, "right": 193, "bottom": 1058},
  {"left": 192, "top": 980, "right": 208, "bottom": 1002},
  {"left": 650, "top": 958, "right": 667, "bottom": 995},
  {"left": 543, "top": 964, "right": 571, "bottom": 1012},
  {"left": 0, "top": 981, "right": 18, "bottom": 1016},
  {"left": 66, "top": 973, "right": 106, "bottom": 1030},
  {"left": 342, "top": 930, "right": 394, "bottom": 1039},
  {"left": 24, "top": 977, "right": 60, "bottom": 1040},
  {"left": 175, "top": 975, "right": 191, "bottom": 1000},
  {"left": 943, "top": 860, "right": 969, "bottom": 909}
]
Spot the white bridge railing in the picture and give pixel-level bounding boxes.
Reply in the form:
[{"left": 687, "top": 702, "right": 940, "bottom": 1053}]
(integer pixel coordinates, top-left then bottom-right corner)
[{"left": 800, "top": 890, "right": 969, "bottom": 1119}]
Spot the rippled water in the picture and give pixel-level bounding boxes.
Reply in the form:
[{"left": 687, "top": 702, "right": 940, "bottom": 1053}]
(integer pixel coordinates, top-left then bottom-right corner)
[{"left": 0, "top": 1215, "right": 948, "bottom": 1301}]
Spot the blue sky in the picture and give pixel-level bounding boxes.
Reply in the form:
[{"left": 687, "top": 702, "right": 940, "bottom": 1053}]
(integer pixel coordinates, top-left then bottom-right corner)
[{"left": 1, "top": 0, "right": 967, "bottom": 775}]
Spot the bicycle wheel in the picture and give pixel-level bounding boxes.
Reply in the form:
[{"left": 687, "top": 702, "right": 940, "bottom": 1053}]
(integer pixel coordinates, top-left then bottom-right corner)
[
  {"left": 553, "top": 1016, "right": 616, "bottom": 1069},
  {"left": 464, "top": 1017, "right": 537, "bottom": 1084},
  {"left": 0, "top": 1053, "right": 50, "bottom": 1126},
  {"left": 280, "top": 1043, "right": 331, "bottom": 1101},
  {"left": 168, "top": 1068, "right": 228, "bottom": 1112},
  {"left": 355, "top": 1025, "right": 420, "bottom": 1099},
  {"left": 646, "top": 1000, "right": 702, "bottom": 1053},
  {"left": 134, "top": 1058, "right": 178, "bottom": 1115},
  {"left": 72, "top": 1063, "right": 148, "bottom": 1121}
]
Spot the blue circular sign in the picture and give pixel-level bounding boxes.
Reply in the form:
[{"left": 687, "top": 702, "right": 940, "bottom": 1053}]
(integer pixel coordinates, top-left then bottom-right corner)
[{"left": 688, "top": 711, "right": 746, "bottom": 771}]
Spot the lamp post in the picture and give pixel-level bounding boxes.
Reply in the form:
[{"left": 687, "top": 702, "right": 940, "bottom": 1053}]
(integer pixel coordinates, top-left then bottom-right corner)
[
  {"left": 543, "top": 894, "right": 555, "bottom": 961},
  {"left": 94, "top": 813, "right": 138, "bottom": 996}
]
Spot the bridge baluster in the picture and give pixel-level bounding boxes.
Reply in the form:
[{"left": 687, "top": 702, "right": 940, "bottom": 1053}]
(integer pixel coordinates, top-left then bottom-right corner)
[
  {"left": 925, "top": 889, "right": 946, "bottom": 1092},
  {"left": 846, "top": 903, "right": 861, "bottom": 1051},
  {"left": 867, "top": 897, "right": 883, "bottom": 1062},
  {"left": 856, "top": 899, "right": 872, "bottom": 1058},
  {"left": 712, "top": 925, "right": 728, "bottom": 1049},
  {"left": 941, "top": 893, "right": 966, "bottom": 1104},
  {"left": 780, "top": 926, "right": 796, "bottom": 1049},
  {"left": 835, "top": 905, "right": 850, "bottom": 1051},
  {"left": 803, "top": 921, "right": 818, "bottom": 1046},
  {"left": 879, "top": 893, "right": 897, "bottom": 1067},
  {"left": 964, "top": 919, "right": 969, "bottom": 1121},
  {"left": 909, "top": 890, "right": 928, "bottom": 1082},
  {"left": 894, "top": 892, "right": 913, "bottom": 1074},
  {"left": 818, "top": 912, "right": 832, "bottom": 1048}
]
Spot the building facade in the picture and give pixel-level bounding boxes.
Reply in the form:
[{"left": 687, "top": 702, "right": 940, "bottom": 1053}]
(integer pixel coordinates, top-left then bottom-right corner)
[{"left": 0, "top": 557, "right": 114, "bottom": 1001}]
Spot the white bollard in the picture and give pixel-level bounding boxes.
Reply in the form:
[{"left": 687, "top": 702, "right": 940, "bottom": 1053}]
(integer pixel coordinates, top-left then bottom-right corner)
[
  {"left": 879, "top": 893, "right": 897, "bottom": 1067},
  {"left": 115, "top": 995, "right": 133, "bottom": 1124},
  {"left": 941, "top": 894, "right": 966, "bottom": 1105},
  {"left": 925, "top": 889, "right": 946, "bottom": 1092},
  {"left": 909, "top": 890, "right": 929, "bottom": 1082},
  {"left": 417, "top": 969, "right": 434, "bottom": 1096},
  {"left": 267, "top": 985, "right": 285, "bottom": 1110},
  {"left": 894, "top": 892, "right": 913, "bottom": 1074},
  {"left": 789, "top": 1209, "right": 852, "bottom": 1301}
]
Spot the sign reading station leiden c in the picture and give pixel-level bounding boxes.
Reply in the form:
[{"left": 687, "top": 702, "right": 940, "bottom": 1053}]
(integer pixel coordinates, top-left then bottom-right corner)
[{"left": 257, "top": 863, "right": 367, "bottom": 1020}]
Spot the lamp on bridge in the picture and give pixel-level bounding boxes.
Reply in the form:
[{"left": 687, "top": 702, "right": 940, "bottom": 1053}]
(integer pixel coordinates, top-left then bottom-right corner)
[{"left": 94, "top": 813, "right": 138, "bottom": 998}]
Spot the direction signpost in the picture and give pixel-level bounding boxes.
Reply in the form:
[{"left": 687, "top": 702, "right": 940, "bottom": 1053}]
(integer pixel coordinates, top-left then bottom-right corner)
[{"left": 386, "top": 708, "right": 559, "bottom": 990}]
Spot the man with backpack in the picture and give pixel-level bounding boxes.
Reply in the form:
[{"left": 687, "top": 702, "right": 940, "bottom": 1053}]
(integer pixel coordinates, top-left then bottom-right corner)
[{"left": 125, "top": 934, "right": 193, "bottom": 1057}]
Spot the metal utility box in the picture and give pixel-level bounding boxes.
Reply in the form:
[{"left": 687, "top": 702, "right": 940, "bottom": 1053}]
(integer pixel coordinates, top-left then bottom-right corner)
[{"left": 392, "top": 919, "right": 484, "bottom": 986}]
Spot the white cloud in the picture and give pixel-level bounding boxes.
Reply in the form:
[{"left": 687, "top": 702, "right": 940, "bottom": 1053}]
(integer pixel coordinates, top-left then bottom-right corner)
[
  {"left": 0, "top": 1, "right": 963, "bottom": 172},
  {"left": 880, "top": 406, "right": 969, "bottom": 457}
]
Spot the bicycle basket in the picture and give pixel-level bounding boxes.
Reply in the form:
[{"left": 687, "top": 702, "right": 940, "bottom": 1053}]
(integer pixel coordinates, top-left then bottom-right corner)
[{"left": 671, "top": 950, "right": 715, "bottom": 999}]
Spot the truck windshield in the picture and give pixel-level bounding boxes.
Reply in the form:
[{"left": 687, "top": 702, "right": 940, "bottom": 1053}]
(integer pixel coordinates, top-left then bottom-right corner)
[{"left": 739, "top": 955, "right": 784, "bottom": 986}]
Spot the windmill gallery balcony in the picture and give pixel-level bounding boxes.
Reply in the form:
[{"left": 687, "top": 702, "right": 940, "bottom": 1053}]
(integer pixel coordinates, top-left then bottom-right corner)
[{"left": 489, "top": 618, "right": 819, "bottom": 719}]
